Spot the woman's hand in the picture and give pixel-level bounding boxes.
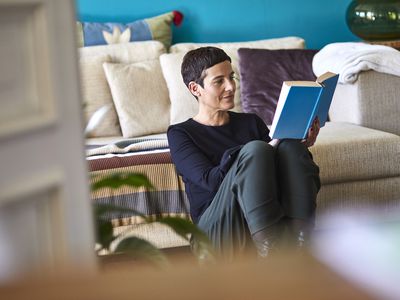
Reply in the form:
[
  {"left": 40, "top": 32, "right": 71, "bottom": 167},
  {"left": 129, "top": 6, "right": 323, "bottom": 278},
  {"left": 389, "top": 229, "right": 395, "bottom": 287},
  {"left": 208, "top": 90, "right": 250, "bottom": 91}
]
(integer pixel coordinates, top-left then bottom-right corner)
[
  {"left": 302, "top": 117, "right": 320, "bottom": 147},
  {"left": 268, "top": 139, "right": 280, "bottom": 148}
]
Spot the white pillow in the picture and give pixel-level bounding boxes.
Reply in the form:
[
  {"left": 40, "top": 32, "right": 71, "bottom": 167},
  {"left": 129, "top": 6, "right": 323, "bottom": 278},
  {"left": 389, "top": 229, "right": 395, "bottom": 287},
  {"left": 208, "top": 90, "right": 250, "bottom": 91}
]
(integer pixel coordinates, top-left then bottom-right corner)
[
  {"left": 159, "top": 52, "right": 198, "bottom": 125},
  {"left": 103, "top": 60, "right": 170, "bottom": 137},
  {"left": 169, "top": 36, "right": 305, "bottom": 53},
  {"left": 79, "top": 41, "right": 167, "bottom": 137},
  {"left": 79, "top": 40, "right": 166, "bottom": 63},
  {"left": 79, "top": 54, "right": 121, "bottom": 137},
  {"left": 161, "top": 37, "right": 305, "bottom": 124}
]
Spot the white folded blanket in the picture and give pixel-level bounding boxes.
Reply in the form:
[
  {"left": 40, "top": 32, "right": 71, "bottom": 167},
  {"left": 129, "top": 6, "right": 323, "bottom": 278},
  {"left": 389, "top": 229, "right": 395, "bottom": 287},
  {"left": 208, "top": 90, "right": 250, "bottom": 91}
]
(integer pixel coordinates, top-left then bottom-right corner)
[{"left": 312, "top": 42, "right": 400, "bottom": 84}]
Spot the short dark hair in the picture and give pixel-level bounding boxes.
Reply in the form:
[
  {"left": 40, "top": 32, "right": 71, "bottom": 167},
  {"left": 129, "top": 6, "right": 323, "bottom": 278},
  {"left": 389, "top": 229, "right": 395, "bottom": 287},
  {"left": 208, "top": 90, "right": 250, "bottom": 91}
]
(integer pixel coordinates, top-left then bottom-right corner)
[{"left": 181, "top": 46, "right": 232, "bottom": 88}]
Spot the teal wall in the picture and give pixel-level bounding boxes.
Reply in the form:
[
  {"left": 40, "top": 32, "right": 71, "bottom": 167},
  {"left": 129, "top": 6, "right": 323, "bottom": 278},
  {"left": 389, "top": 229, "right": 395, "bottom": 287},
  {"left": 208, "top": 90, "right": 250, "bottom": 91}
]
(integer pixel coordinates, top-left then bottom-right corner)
[{"left": 76, "top": 0, "right": 359, "bottom": 49}]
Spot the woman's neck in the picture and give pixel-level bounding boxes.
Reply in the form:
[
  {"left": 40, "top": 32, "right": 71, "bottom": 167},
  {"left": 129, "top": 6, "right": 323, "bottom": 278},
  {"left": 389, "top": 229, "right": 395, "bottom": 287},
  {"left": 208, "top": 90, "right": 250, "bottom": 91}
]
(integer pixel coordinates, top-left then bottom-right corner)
[{"left": 193, "top": 110, "right": 230, "bottom": 126}]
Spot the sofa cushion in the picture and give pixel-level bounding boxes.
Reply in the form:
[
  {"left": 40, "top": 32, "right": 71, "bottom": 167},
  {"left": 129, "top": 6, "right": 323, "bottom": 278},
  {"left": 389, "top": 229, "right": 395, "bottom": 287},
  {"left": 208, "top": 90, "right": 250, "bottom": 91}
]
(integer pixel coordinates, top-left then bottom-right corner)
[
  {"left": 79, "top": 41, "right": 166, "bottom": 137},
  {"left": 169, "top": 36, "right": 306, "bottom": 53},
  {"left": 79, "top": 40, "right": 166, "bottom": 63},
  {"left": 311, "top": 122, "right": 400, "bottom": 185},
  {"left": 159, "top": 52, "right": 199, "bottom": 124},
  {"left": 103, "top": 60, "right": 170, "bottom": 138},
  {"left": 77, "top": 11, "right": 176, "bottom": 49},
  {"left": 238, "top": 48, "right": 318, "bottom": 125},
  {"left": 161, "top": 37, "right": 305, "bottom": 124},
  {"left": 79, "top": 54, "right": 122, "bottom": 137}
]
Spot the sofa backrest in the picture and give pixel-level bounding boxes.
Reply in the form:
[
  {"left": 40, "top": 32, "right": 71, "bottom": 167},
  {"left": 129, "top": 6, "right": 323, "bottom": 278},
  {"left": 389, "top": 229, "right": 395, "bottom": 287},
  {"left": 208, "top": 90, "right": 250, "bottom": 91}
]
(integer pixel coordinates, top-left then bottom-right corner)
[{"left": 80, "top": 37, "right": 307, "bottom": 139}]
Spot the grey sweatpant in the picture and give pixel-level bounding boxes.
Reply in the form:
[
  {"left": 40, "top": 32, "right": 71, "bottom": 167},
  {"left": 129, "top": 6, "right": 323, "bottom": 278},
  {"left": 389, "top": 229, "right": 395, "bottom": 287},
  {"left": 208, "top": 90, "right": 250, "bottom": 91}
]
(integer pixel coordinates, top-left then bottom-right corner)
[{"left": 197, "top": 139, "right": 320, "bottom": 258}]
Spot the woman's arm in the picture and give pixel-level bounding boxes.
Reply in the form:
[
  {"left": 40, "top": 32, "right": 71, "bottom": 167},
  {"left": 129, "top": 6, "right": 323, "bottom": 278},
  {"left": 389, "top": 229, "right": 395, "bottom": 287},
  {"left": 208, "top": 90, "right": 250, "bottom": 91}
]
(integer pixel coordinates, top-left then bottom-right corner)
[{"left": 168, "top": 126, "right": 235, "bottom": 193}]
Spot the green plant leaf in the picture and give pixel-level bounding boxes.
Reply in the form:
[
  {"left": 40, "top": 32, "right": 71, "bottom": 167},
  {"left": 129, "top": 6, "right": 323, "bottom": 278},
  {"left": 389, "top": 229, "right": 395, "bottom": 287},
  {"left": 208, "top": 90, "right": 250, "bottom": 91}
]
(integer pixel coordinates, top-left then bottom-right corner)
[
  {"left": 114, "top": 236, "right": 169, "bottom": 267},
  {"left": 91, "top": 172, "right": 153, "bottom": 191},
  {"left": 96, "top": 220, "right": 115, "bottom": 251},
  {"left": 157, "top": 217, "right": 216, "bottom": 263}
]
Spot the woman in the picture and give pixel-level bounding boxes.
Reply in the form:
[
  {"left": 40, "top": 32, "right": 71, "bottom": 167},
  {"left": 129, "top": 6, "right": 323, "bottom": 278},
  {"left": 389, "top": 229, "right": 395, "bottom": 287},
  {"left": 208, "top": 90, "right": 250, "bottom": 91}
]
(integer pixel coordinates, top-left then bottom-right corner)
[{"left": 167, "top": 46, "right": 321, "bottom": 259}]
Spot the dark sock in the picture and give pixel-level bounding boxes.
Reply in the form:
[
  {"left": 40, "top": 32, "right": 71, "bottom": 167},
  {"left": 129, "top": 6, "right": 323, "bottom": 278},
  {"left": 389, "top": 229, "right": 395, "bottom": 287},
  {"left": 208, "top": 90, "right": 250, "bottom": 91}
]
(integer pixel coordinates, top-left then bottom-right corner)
[
  {"left": 252, "top": 226, "right": 277, "bottom": 258},
  {"left": 287, "top": 218, "right": 313, "bottom": 249}
]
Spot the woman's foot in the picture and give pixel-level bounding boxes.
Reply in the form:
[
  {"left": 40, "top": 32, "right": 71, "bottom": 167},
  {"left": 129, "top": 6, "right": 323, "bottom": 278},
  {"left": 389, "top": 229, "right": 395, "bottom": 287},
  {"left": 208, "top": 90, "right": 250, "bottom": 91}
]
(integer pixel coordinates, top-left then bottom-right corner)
[
  {"left": 287, "top": 218, "right": 313, "bottom": 251},
  {"left": 252, "top": 226, "right": 278, "bottom": 258}
]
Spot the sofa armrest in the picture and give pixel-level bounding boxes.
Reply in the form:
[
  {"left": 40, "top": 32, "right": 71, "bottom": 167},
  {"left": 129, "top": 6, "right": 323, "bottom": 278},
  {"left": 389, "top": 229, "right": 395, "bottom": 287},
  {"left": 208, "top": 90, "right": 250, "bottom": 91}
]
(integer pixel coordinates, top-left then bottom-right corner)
[{"left": 329, "top": 71, "right": 400, "bottom": 136}]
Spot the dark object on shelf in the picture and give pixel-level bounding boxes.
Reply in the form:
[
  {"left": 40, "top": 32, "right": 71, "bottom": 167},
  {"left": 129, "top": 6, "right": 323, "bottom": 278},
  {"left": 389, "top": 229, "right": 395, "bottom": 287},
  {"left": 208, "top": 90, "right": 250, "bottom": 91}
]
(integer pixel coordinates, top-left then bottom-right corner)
[{"left": 346, "top": 0, "right": 400, "bottom": 40}]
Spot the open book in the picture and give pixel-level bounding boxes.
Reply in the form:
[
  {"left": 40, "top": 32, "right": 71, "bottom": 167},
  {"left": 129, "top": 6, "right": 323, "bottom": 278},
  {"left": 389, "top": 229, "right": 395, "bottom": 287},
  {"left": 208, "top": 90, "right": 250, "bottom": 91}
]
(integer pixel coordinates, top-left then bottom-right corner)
[{"left": 269, "top": 71, "right": 339, "bottom": 139}]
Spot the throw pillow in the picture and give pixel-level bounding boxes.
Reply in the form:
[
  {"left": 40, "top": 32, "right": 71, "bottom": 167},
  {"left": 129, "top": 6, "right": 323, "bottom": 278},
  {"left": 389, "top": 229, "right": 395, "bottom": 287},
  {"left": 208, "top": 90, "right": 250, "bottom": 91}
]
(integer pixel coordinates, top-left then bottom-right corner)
[
  {"left": 170, "top": 36, "right": 305, "bottom": 53},
  {"left": 79, "top": 54, "right": 121, "bottom": 137},
  {"left": 238, "top": 48, "right": 318, "bottom": 125},
  {"left": 103, "top": 60, "right": 170, "bottom": 137},
  {"left": 159, "top": 52, "right": 199, "bottom": 125},
  {"left": 77, "top": 11, "right": 182, "bottom": 49},
  {"left": 79, "top": 41, "right": 166, "bottom": 137},
  {"left": 79, "top": 40, "right": 166, "bottom": 63}
]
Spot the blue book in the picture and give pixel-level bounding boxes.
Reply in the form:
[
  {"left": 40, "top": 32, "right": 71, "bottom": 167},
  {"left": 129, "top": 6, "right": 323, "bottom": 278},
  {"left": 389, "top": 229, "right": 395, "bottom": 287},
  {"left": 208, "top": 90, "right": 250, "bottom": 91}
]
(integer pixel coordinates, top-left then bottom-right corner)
[{"left": 269, "top": 72, "right": 339, "bottom": 139}]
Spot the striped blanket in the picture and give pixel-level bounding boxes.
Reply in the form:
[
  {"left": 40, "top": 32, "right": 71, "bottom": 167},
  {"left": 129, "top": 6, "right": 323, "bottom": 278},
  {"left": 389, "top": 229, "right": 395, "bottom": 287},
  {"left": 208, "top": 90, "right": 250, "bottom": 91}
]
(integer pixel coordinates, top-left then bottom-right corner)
[{"left": 87, "top": 137, "right": 191, "bottom": 227}]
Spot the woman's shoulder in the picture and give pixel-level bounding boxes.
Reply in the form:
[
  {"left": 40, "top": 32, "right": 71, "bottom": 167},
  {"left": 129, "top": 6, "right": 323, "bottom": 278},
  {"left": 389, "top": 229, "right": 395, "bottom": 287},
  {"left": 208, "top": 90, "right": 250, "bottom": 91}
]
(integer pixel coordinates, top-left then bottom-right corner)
[
  {"left": 168, "top": 118, "right": 194, "bottom": 131},
  {"left": 229, "top": 111, "right": 262, "bottom": 123},
  {"left": 167, "top": 118, "right": 201, "bottom": 139}
]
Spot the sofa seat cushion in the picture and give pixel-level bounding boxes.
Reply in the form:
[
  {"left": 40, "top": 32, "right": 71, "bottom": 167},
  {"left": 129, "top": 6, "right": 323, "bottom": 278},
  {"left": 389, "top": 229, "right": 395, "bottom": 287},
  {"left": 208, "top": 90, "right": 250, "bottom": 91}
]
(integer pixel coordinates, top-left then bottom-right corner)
[{"left": 311, "top": 122, "right": 400, "bottom": 185}]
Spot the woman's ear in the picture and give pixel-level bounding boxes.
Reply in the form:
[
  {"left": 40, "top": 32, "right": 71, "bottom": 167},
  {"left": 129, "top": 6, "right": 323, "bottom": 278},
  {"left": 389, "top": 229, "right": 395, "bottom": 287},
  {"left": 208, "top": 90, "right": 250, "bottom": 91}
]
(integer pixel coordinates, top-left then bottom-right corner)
[{"left": 188, "top": 81, "right": 200, "bottom": 97}]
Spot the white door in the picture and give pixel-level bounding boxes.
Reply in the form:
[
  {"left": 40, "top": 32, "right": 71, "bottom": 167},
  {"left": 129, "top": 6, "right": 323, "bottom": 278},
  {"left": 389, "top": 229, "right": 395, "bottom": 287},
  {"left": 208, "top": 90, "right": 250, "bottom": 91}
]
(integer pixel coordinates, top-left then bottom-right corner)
[{"left": 0, "top": 0, "right": 96, "bottom": 280}]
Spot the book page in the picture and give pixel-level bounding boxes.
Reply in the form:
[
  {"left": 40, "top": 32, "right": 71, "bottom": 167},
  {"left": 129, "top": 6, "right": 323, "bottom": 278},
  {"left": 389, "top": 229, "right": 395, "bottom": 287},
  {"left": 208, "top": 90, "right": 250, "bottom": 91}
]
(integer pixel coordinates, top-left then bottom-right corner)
[
  {"left": 316, "top": 71, "right": 337, "bottom": 84},
  {"left": 269, "top": 82, "right": 291, "bottom": 135},
  {"left": 315, "top": 73, "right": 339, "bottom": 126},
  {"left": 286, "top": 81, "right": 320, "bottom": 87}
]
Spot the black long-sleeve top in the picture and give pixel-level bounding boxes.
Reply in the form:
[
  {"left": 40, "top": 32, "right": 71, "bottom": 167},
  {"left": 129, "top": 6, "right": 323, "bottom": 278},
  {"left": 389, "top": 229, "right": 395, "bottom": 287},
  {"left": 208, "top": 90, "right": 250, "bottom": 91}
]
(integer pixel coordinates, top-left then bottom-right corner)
[{"left": 167, "top": 112, "right": 271, "bottom": 223}]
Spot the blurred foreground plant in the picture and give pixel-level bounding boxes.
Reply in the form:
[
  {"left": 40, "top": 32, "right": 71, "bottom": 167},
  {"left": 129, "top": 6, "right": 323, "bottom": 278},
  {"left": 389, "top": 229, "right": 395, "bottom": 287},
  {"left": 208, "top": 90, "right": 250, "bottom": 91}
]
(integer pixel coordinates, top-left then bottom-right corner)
[{"left": 92, "top": 172, "right": 215, "bottom": 266}]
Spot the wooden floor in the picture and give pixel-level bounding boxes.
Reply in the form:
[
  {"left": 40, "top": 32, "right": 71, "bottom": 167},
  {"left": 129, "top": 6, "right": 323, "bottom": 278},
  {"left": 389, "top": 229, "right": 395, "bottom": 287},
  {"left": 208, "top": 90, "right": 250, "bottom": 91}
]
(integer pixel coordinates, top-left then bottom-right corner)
[
  {"left": 0, "top": 251, "right": 375, "bottom": 300},
  {"left": 99, "top": 245, "right": 194, "bottom": 270}
]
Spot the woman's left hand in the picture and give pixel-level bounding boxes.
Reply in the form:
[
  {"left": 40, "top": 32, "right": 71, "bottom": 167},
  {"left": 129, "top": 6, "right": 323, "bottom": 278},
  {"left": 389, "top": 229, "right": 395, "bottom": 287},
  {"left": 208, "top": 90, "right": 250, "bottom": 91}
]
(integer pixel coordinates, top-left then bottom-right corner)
[{"left": 302, "top": 117, "right": 320, "bottom": 147}]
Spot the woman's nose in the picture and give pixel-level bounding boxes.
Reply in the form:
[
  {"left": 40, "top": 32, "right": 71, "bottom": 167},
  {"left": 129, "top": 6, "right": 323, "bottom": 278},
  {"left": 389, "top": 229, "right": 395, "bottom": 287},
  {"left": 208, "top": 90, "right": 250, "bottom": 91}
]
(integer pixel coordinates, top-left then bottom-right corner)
[{"left": 225, "top": 79, "right": 235, "bottom": 91}]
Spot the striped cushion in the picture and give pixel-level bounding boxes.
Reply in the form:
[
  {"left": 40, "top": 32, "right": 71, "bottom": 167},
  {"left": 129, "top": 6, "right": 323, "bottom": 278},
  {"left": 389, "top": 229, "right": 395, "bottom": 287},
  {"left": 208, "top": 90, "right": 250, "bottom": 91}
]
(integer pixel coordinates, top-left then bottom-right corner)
[{"left": 89, "top": 151, "right": 190, "bottom": 226}]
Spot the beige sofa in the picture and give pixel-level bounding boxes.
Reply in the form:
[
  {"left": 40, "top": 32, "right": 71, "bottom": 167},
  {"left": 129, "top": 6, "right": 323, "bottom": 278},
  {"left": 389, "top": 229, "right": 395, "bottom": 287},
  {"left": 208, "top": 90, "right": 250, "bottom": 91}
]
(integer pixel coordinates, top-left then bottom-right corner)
[{"left": 81, "top": 37, "right": 400, "bottom": 248}]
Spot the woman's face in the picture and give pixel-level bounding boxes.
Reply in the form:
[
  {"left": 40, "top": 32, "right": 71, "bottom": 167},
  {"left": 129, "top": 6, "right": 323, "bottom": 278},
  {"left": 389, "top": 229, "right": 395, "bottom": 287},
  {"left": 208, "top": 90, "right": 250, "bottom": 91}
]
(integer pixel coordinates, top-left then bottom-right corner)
[{"left": 195, "top": 60, "right": 236, "bottom": 112}]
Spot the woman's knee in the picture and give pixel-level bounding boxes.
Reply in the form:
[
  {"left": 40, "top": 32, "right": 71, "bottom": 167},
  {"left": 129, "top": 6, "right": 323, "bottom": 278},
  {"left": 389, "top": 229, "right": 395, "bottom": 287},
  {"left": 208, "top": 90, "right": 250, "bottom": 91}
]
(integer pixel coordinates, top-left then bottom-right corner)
[
  {"left": 277, "top": 139, "right": 309, "bottom": 158},
  {"left": 241, "top": 140, "right": 274, "bottom": 157},
  {"left": 277, "top": 139, "right": 320, "bottom": 186}
]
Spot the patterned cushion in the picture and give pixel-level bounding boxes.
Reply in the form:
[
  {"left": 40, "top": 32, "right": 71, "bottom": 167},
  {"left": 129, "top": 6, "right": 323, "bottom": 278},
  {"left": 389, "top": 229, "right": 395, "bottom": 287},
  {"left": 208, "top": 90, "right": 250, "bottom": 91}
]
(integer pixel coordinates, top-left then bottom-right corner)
[{"left": 77, "top": 11, "right": 178, "bottom": 49}]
